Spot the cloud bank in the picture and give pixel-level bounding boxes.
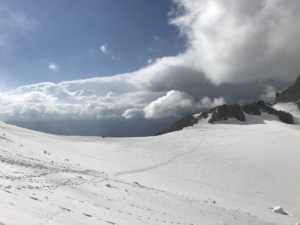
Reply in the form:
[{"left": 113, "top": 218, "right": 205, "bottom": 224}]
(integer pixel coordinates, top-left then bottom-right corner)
[{"left": 1, "top": 0, "right": 300, "bottom": 120}]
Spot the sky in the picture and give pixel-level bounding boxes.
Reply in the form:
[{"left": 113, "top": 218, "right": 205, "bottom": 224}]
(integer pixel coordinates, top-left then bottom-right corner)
[{"left": 0, "top": 0, "right": 300, "bottom": 121}]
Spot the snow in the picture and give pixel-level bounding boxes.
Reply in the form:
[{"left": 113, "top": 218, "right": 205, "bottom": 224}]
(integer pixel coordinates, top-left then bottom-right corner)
[
  {"left": 273, "top": 102, "right": 300, "bottom": 125},
  {"left": 271, "top": 206, "right": 289, "bottom": 215},
  {"left": 1, "top": 104, "right": 300, "bottom": 224}
]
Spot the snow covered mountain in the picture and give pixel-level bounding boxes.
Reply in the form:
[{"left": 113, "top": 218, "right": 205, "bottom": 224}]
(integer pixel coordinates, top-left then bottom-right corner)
[
  {"left": 158, "top": 76, "right": 300, "bottom": 135},
  {"left": 1, "top": 77, "right": 300, "bottom": 224}
]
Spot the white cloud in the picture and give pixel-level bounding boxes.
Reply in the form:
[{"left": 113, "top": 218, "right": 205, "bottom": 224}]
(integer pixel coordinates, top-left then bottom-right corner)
[
  {"left": 147, "top": 59, "right": 153, "bottom": 64},
  {"left": 169, "top": 0, "right": 300, "bottom": 84},
  {"left": 1, "top": 0, "right": 300, "bottom": 121},
  {"left": 143, "top": 91, "right": 225, "bottom": 119},
  {"left": 122, "top": 108, "right": 144, "bottom": 119},
  {"left": 143, "top": 91, "right": 195, "bottom": 118},
  {"left": 260, "top": 85, "right": 276, "bottom": 102},
  {"left": 48, "top": 62, "right": 59, "bottom": 72},
  {"left": 199, "top": 96, "right": 226, "bottom": 109},
  {"left": 100, "top": 45, "right": 109, "bottom": 54}
]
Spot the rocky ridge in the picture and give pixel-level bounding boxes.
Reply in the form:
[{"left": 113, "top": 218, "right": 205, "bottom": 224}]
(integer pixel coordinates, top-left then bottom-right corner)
[
  {"left": 273, "top": 75, "right": 300, "bottom": 105},
  {"left": 158, "top": 76, "right": 300, "bottom": 135},
  {"left": 157, "top": 101, "right": 294, "bottom": 135}
]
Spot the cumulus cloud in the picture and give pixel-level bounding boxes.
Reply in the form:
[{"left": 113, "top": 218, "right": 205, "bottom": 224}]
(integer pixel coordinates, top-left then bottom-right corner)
[
  {"left": 143, "top": 90, "right": 225, "bottom": 119},
  {"left": 122, "top": 108, "right": 144, "bottom": 119},
  {"left": 144, "top": 91, "right": 195, "bottom": 118},
  {"left": 48, "top": 62, "right": 59, "bottom": 72},
  {"left": 170, "top": 0, "right": 300, "bottom": 84},
  {"left": 1, "top": 0, "right": 299, "bottom": 121},
  {"left": 100, "top": 45, "right": 109, "bottom": 54}
]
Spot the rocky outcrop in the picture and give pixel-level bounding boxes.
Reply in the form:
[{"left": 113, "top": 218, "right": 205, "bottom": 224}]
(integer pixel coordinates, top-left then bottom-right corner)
[
  {"left": 156, "top": 115, "right": 199, "bottom": 135},
  {"left": 207, "top": 104, "right": 245, "bottom": 124},
  {"left": 157, "top": 101, "right": 294, "bottom": 135},
  {"left": 242, "top": 101, "right": 294, "bottom": 124},
  {"left": 277, "top": 111, "right": 294, "bottom": 124},
  {"left": 273, "top": 75, "right": 300, "bottom": 104}
]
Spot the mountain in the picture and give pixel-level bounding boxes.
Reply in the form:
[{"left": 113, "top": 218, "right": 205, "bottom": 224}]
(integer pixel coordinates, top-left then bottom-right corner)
[
  {"left": 273, "top": 75, "right": 300, "bottom": 105},
  {"left": 158, "top": 76, "right": 300, "bottom": 135},
  {"left": 157, "top": 101, "right": 294, "bottom": 135}
]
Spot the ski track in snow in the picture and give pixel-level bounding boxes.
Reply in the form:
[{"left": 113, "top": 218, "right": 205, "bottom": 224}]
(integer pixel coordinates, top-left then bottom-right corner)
[{"left": 1, "top": 106, "right": 300, "bottom": 224}]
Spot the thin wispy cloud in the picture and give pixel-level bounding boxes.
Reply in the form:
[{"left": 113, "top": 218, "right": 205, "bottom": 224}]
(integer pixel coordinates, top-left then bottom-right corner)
[
  {"left": 70, "top": 49, "right": 101, "bottom": 63},
  {"left": 100, "top": 45, "right": 109, "bottom": 54},
  {"left": 0, "top": 8, "right": 39, "bottom": 55},
  {"left": 153, "top": 35, "right": 165, "bottom": 42},
  {"left": 48, "top": 62, "right": 59, "bottom": 72},
  {"left": 111, "top": 55, "right": 120, "bottom": 61}
]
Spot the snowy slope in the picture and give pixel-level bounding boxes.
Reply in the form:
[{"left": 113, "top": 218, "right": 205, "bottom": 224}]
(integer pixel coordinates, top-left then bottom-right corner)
[{"left": 1, "top": 107, "right": 300, "bottom": 224}]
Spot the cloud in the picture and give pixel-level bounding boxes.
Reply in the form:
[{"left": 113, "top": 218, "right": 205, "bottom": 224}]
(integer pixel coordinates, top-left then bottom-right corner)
[
  {"left": 100, "top": 45, "right": 109, "bottom": 54},
  {"left": 199, "top": 96, "right": 226, "bottom": 109},
  {"left": 122, "top": 108, "right": 144, "bottom": 119},
  {"left": 1, "top": 0, "right": 300, "bottom": 121},
  {"left": 0, "top": 8, "right": 39, "bottom": 55},
  {"left": 111, "top": 55, "right": 120, "bottom": 61},
  {"left": 48, "top": 62, "right": 59, "bottom": 72},
  {"left": 147, "top": 59, "right": 153, "bottom": 64},
  {"left": 169, "top": 0, "right": 300, "bottom": 84},
  {"left": 260, "top": 85, "right": 276, "bottom": 102},
  {"left": 153, "top": 35, "right": 165, "bottom": 42},
  {"left": 143, "top": 90, "right": 225, "bottom": 118}
]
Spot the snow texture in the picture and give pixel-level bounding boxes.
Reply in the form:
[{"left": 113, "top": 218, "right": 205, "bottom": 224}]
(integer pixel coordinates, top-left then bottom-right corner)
[{"left": 0, "top": 103, "right": 300, "bottom": 224}]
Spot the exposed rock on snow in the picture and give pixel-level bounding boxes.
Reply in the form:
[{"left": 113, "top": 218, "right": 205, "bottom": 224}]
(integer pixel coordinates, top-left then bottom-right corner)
[
  {"left": 273, "top": 75, "right": 300, "bottom": 104},
  {"left": 157, "top": 115, "right": 198, "bottom": 135},
  {"left": 208, "top": 104, "right": 245, "bottom": 124},
  {"left": 242, "top": 102, "right": 294, "bottom": 124},
  {"left": 158, "top": 102, "right": 293, "bottom": 135},
  {"left": 271, "top": 206, "right": 289, "bottom": 215}
]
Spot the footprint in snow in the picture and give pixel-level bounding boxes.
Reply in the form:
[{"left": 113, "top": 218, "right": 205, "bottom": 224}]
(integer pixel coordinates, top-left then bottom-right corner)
[
  {"left": 30, "top": 197, "right": 41, "bottom": 201},
  {"left": 60, "top": 207, "right": 72, "bottom": 212}
]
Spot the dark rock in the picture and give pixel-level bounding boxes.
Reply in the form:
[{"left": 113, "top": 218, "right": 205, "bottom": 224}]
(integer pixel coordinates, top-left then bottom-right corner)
[
  {"left": 242, "top": 103, "right": 261, "bottom": 116},
  {"left": 273, "top": 75, "right": 300, "bottom": 104},
  {"left": 208, "top": 104, "right": 245, "bottom": 124},
  {"left": 242, "top": 101, "right": 294, "bottom": 124},
  {"left": 276, "top": 92, "right": 281, "bottom": 98},
  {"left": 157, "top": 115, "right": 198, "bottom": 135},
  {"left": 278, "top": 111, "right": 294, "bottom": 124}
]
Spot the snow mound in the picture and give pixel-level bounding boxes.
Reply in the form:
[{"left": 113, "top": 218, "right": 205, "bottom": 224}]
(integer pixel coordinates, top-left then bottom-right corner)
[{"left": 271, "top": 206, "right": 289, "bottom": 215}]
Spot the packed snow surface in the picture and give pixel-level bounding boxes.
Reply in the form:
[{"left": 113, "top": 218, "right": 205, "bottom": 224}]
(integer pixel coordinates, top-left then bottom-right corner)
[{"left": 1, "top": 104, "right": 300, "bottom": 224}]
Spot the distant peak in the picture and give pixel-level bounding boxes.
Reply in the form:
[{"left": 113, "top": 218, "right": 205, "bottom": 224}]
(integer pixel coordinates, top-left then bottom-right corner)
[{"left": 296, "top": 75, "right": 300, "bottom": 84}]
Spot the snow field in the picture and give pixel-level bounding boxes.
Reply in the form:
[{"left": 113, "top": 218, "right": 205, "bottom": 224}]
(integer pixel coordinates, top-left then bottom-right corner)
[{"left": 0, "top": 104, "right": 300, "bottom": 224}]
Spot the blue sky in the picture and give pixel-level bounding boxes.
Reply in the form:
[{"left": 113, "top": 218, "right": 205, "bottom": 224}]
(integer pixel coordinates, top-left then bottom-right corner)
[
  {"left": 0, "top": 0, "right": 300, "bottom": 121},
  {"left": 1, "top": 0, "right": 185, "bottom": 88}
]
